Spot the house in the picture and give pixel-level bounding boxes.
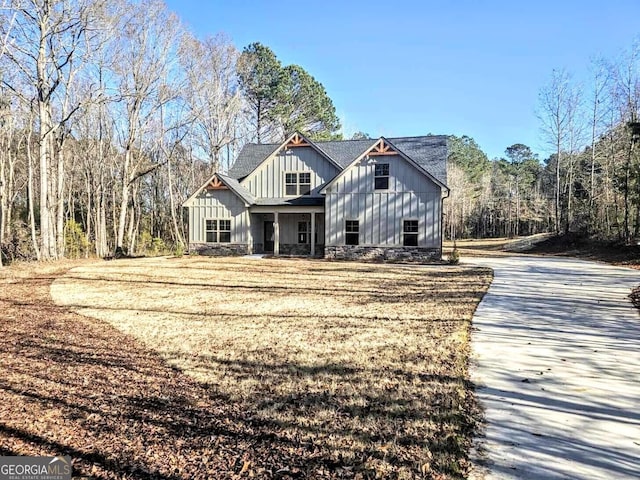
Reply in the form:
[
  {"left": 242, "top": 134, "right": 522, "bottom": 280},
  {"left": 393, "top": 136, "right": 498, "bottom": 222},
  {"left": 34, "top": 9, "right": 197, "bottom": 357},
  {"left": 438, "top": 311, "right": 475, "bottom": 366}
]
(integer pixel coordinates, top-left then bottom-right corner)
[{"left": 182, "top": 132, "right": 449, "bottom": 261}]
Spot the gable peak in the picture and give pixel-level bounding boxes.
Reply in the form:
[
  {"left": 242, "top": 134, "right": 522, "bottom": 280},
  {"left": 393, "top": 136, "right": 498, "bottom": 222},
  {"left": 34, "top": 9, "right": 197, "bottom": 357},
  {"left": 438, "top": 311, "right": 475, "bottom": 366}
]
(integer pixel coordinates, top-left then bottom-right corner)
[
  {"left": 205, "top": 174, "right": 228, "bottom": 190},
  {"left": 368, "top": 138, "right": 398, "bottom": 156},
  {"left": 285, "top": 132, "right": 311, "bottom": 148}
]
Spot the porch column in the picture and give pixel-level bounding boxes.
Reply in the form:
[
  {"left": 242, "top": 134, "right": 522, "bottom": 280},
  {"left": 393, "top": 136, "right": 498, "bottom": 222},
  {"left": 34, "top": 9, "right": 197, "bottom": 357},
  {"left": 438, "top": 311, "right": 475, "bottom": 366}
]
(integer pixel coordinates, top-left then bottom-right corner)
[
  {"left": 274, "top": 211, "right": 280, "bottom": 256},
  {"left": 310, "top": 212, "right": 316, "bottom": 257},
  {"left": 246, "top": 213, "right": 253, "bottom": 255}
]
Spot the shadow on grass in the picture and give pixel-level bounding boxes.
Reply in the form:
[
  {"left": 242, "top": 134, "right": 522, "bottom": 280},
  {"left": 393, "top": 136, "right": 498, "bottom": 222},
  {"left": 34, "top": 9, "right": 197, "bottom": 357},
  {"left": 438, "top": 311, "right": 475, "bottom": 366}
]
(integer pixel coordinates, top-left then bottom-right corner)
[{"left": 1, "top": 263, "right": 491, "bottom": 479}]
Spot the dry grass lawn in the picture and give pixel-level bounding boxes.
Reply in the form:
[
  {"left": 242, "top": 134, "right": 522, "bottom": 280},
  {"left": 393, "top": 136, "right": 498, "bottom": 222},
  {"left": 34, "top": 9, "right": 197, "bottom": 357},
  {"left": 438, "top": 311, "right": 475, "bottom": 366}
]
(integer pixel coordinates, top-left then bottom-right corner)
[
  {"left": 53, "top": 257, "right": 491, "bottom": 479},
  {"left": 2, "top": 256, "right": 491, "bottom": 479},
  {"left": 444, "top": 234, "right": 553, "bottom": 258}
]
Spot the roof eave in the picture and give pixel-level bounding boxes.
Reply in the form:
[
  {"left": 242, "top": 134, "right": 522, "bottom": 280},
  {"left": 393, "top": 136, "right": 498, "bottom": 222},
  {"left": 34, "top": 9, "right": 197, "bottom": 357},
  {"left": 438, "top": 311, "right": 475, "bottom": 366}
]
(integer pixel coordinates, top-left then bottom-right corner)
[
  {"left": 382, "top": 137, "right": 449, "bottom": 190},
  {"left": 182, "top": 173, "right": 254, "bottom": 208},
  {"left": 319, "top": 136, "right": 448, "bottom": 193}
]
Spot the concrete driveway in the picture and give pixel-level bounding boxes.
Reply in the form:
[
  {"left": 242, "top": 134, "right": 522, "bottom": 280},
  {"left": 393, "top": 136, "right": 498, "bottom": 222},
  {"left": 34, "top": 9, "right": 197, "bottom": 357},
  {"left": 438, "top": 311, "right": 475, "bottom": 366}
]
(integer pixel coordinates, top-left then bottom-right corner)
[{"left": 466, "top": 256, "right": 640, "bottom": 480}]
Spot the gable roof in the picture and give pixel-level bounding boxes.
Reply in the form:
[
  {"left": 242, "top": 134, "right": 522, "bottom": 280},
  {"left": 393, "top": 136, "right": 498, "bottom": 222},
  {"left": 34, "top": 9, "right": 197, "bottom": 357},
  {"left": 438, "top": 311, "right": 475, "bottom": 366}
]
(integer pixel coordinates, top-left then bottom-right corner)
[
  {"left": 320, "top": 136, "right": 448, "bottom": 194},
  {"left": 228, "top": 135, "right": 449, "bottom": 186},
  {"left": 314, "top": 139, "right": 377, "bottom": 168},
  {"left": 228, "top": 143, "right": 280, "bottom": 180},
  {"left": 388, "top": 136, "right": 448, "bottom": 186},
  {"left": 182, "top": 172, "right": 255, "bottom": 207},
  {"left": 227, "top": 131, "right": 341, "bottom": 181}
]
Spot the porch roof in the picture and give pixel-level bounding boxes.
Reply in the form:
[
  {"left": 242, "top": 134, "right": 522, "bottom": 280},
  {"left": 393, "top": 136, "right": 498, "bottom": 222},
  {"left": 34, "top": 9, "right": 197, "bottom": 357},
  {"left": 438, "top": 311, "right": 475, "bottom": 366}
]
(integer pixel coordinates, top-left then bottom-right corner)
[{"left": 253, "top": 197, "right": 325, "bottom": 207}]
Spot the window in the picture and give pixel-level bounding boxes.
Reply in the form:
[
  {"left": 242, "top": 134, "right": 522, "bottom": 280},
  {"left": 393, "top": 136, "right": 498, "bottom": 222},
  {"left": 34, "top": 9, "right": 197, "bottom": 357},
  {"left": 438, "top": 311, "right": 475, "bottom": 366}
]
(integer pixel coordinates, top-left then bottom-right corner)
[
  {"left": 403, "top": 220, "right": 418, "bottom": 246},
  {"left": 285, "top": 173, "right": 297, "bottom": 196},
  {"left": 285, "top": 172, "right": 312, "bottom": 196},
  {"left": 345, "top": 220, "right": 359, "bottom": 245},
  {"left": 299, "top": 172, "right": 311, "bottom": 195},
  {"left": 219, "top": 220, "right": 231, "bottom": 242},
  {"left": 205, "top": 219, "right": 231, "bottom": 243},
  {"left": 298, "top": 221, "right": 308, "bottom": 244},
  {"left": 374, "top": 163, "right": 389, "bottom": 190}
]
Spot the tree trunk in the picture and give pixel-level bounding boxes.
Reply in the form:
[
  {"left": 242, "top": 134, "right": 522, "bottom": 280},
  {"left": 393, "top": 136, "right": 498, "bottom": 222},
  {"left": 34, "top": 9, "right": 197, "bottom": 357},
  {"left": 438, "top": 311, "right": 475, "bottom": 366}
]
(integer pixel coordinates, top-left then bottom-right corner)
[
  {"left": 167, "top": 157, "right": 184, "bottom": 248},
  {"left": 624, "top": 140, "right": 632, "bottom": 241},
  {"left": 256, "top": 100, "right": 262, "bottom": 144},
  {"left": 55, "top": 137, "right": 66, "bottom": 257},
  {"left": 116, "top": 147, "right": 132, "bottom": 255},
  {"left": 555, "top": 148, "right": 561, "bottom": 234},
  {"left": 39, "top": 108, "right": 54, "bottom": 259},
  {"left": 566, "top": 157, "right": 574, "bottom": 234},
  {"left": 126, "top": 201, "right": 136, "bottom": 254},
  {"left": 515, "top": 176, "right": 520, "bottom": 237},
  {"left": 85, "top": 173, "right": 91, "bottom": 258},
  {"left": 36, "top": 4, "right": 57, "bottom": 260},
  {"left": 25, "top": 120, "right": 41, "bottom": 260}
]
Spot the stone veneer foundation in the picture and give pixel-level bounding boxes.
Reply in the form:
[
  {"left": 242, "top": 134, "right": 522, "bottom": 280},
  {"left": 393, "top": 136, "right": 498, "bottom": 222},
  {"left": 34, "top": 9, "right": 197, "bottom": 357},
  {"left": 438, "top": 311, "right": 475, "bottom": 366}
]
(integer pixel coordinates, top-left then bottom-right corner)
[
  {"left": 190, "top": 243, "right": 249, "bottom": 256},
  {"left": 278, "top": 244, "right": 325, "bottom": 256},
  {"left": 189, "top": 243, "right": 327, "bottom": 257},
  {"left": 324, "top": 245, "right": 441, "bottom": 263}
]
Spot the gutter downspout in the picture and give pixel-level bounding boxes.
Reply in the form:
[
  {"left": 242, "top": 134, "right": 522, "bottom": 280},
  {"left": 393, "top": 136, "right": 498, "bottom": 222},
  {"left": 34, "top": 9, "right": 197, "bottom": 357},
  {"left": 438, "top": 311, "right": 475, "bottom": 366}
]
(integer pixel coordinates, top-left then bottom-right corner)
[{"left": 440, "top": 187, "right": 450, "bottom": 260}]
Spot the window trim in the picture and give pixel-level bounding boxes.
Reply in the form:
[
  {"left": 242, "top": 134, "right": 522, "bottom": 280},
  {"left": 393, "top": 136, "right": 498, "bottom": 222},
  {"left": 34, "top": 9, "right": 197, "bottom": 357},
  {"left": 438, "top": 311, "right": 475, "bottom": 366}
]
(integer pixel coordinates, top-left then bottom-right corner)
[
  {"left": 345, "top": 219, "right": 360, "bottom": 246},
  {"left": 298, "top": 172, "right": 311, "bottom": 195},
  {"left": 284, "top": 171, "right": 312, "bottom": 197},
  {"left": 204, "top": 218, "right": 231, "bottom": 244},
  {"left": 284, "top": 172, "right": 298, "bottom": 196},
  {"left": 402, "top": 218, "right": 419, "bottom": 247},
  {"left": 374, "top": 163, "right": 390, "bottom": 190}
]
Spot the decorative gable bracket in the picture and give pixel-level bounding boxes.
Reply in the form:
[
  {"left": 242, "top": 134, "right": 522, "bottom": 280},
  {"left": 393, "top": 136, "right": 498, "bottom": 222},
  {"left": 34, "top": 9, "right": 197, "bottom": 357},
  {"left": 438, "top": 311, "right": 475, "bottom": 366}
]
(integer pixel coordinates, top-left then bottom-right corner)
[
  {"left": 368, "top": 139, "right": 398, "bottom": 156},
  {"left": 285, "top": 132, "right": 311, "bottom": 148},
  {"left": 205, "top": 175, "right": 229, "bottom": 190}
]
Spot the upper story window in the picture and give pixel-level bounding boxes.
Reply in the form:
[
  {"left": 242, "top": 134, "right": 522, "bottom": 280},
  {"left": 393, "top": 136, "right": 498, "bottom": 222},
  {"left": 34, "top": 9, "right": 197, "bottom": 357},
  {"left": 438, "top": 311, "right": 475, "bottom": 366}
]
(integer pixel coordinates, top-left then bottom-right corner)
[
  {"left": 205, "top": 219, "right": 231, "bottom": 243},
  {"left": 403, "top": 220, "right": 418, "bottom": 246},
  {"left": 374, "top": 163, "right": 389, "bottom": 190},
  {"left": 285, "top": 172, "right": 312, "bottom": 196}
]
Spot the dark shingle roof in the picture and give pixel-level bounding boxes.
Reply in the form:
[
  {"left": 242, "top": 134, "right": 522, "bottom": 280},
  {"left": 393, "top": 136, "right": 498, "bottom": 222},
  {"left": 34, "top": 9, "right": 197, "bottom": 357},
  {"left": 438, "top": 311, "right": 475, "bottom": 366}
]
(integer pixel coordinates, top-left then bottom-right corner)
[
  {"left": 314, "top": 139, "right": 377, "bottom": 168},
  {"left": 227, "top": 135, "right": 448, "bottom": 187},
  {"left": 227, "top": 143, "right": 280, "bottom": 180},
  {"left": 217, "top": 173, "right": 256, "bottom": 205},
  {"left": 387, "top": 136, "right": 448, "bottom": 186},
  {"left": 254, "top": 197, "right": 325, "bottom": 207}
]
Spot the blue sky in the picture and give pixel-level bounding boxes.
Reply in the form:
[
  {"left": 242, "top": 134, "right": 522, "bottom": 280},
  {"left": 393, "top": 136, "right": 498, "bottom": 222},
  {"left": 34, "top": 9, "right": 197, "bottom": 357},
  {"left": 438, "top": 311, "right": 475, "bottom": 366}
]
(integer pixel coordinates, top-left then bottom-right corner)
[{"left": 165, "top": 0, "right": 640, "bottom": 160}]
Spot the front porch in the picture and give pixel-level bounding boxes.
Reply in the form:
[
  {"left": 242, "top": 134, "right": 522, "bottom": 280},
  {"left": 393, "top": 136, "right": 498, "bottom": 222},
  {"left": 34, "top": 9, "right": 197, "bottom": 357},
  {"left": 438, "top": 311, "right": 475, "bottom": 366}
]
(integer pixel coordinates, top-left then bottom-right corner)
[{"left": 250, "top": 205, "right": 325, "bottom": 257}]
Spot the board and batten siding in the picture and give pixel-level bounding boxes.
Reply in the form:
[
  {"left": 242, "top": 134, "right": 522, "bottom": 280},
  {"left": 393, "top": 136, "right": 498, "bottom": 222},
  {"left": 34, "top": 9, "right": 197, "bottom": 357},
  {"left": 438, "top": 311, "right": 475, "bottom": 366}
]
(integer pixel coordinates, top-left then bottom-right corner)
[
  {"left": 241, "top": 146, "right": 340, "bottom": 197},
  {"left": 325, "top": 155, "right": 442, "bottom": 247},
  {"left": 187, "top": 189, "right": 250, "bottom": 244},
  {"left": 277, "top": 214, "right": 325, "bottom": 244}
]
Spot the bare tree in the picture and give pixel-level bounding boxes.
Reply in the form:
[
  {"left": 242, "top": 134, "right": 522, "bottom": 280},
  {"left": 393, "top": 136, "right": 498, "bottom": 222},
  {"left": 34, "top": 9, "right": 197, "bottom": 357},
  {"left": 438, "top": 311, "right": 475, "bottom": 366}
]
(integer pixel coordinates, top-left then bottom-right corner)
[
  {"left": 180, "top": 33, "right": 243, "bottom": 173},
  {"left": 538, "top": 69, "right": 581, "bottom": 233},
  {"left": 611, "top": 42, "right": 640, "bottom": 240},
  {"left": 587, "top": 58, "right": 611, "bottom": 221},
  {"left": 0, "top": 0, "right": 19, "bottom": 267},
  {"left": 1, "top": 0, "right": 96, "bottom": 259},
  {"left": 110, "top": 0, "right": 181, "bottom": 255}
]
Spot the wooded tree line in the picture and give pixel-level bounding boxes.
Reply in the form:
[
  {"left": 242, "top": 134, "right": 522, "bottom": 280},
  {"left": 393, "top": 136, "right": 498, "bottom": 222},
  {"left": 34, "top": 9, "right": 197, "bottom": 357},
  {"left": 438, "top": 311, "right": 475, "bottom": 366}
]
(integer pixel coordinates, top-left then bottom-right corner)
[
  {"left": 445, "top": 42, "right": 640, "bottom": 242},
  {"left": 0, "top": 0, "right": 341, "bottom": 264}
]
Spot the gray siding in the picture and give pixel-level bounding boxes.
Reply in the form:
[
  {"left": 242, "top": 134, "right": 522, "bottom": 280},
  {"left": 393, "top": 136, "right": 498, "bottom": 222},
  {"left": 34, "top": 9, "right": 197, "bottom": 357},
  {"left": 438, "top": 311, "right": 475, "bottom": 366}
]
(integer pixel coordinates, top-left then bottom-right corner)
[
  {"left": 325, "top": 154, "right": 442, "bottom": 248},
  {"left": 241, "top": 146, "right": 340, "bottom": 197},
  {"left": 188, "top": 189, "right": 250, "bottom": 244},
  {"left": 277, "top": 213, "right": 325, "bottom": 244}
]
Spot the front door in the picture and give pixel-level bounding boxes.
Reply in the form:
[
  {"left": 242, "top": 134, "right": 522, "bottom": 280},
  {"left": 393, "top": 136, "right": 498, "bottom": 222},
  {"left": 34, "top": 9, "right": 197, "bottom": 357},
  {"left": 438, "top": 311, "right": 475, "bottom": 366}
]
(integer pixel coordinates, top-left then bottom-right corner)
[{"left": 264, "top": 221, "right": 274, "bottom": 253}]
